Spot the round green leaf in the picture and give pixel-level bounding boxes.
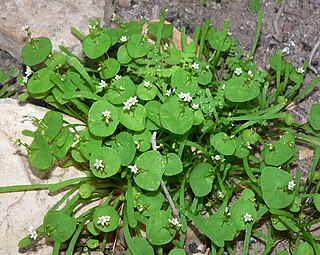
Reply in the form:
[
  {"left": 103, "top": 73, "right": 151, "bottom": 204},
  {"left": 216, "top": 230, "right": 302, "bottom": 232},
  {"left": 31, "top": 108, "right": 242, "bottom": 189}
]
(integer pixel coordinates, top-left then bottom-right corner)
[
  {"left": 100, "top": 58, "right": 120, "bottom": 79},
  {"left": 271, "top": 215, "right": 288, "bottom": 231},
  {"left": 164, "top": 153, "right": 183, "bottom": 176},
  {"left": 136, "top": 190, "right": 165, "bottom": 217},
  {"left": 225, "top": 77, "right": 260, "bottom": 102},
  {"left": 147, "top": 22, "right": 173, "bottom": 39},
  {"left": 133, "top": 130, "right": 151, "bottom": 152},
  {"left": 45, "top": 52, "right": 67, "bottom": 70},
  {"left": 127, "top": 34, "right": 152, "bottom": 58},
  {"left": 88, "top": 100, "right": 119, "bottom": 137},
  {"left": 190, "top": 163, "right": 215, "bottom": 197},
  {"left": 134, "top": 150, "right": 165, "bottom": 191},
  {"left": 262, "top": 141, "right": 296, "bottom": 166},
  {"left": 93, "top": 205, "right": 120, "bottom": 232},
  {"left": 260, "top": 167, "right": 295, "bottom": 209},
  {"left": 297, "top": 242, "right": 314, "bottom": 255},
  {"left": 314, "top": 193, "right": 320, "bottom": 212},
  {"left": 230, "top": 199, "right": 257, "bottom": 231},
  {"left": 87, "top": 239, "right": 99, "bottom": 249},
  {"left": 124, "top": 236, "right": 154, "bottom": 255},
  {"left": 109, "top": 131, "right": 136, "bottom": 166},
  {"left": 136, "top": 83, "right": 158, "bottom": 101},
  {"left": 43, "top": 210, "right": 76, "bottom": 243},
  {"left": 40, "top": 111, "right": 64, "bottom": 142},
  {"left": 210, "top": 132, "right": 236, "bottom": 155},
  {"left": 27, "top": 68, "right": 55, "bottom": 94},
  {"left": 145, "top": 100, "right": 162, "bottom": 130},
  {"left": 101, "top": 28, "right": 118, "bottom": 46},
  {"left": 193, "top": 109, "right": 204, "bottom": 126},
  {"left": 87, "top": 221, "right": 101, "bottom": 236},
  {"left": 195, "top": 71, "right": 212, "bottom": 85},
  {"left": 119, "top": 104, "right": 147, "bottom": 132},
  {"left": 22, "top": 37, "right": 52, "bottom": 66},
  {"left": 310, "top": 104, "right": 320, "bottom": 130},
  {"left": 160, "top": 101, "right": 194, "bottom": 135},
  {"left": 83, "top": 33, "right": 111, "bottom": 59},
  {"left": 51, "top": 129, "right": 73, "bottom": 158},
  {"left": 79, "top": 183, "right": 95, "bottom": 199},
  {"left": 107, "top": 77, "right": 136, "bottom": 105},
  {"left": 207, "top": 28, "right": 231, "bottom": 51},
  {"left": 146, "top": 210, "right": 176, "bottom": 245},
  {"left": 241, "top": 129, "right": 259, "bottom": 144},
  {"left": 117, "top": 45, "right": 132, "bottom": 64},
  {"left": 168, "top": 249, "right": 186, "bottom": 255},
  {"left": 78, "top": 128, "right": 103, "bottom": 159},
  {"left": 234, "top": 137, "right": 250, "bottom": 159},
  {"left": 89, "top": 147, "right": 121, "bottom": 178}
]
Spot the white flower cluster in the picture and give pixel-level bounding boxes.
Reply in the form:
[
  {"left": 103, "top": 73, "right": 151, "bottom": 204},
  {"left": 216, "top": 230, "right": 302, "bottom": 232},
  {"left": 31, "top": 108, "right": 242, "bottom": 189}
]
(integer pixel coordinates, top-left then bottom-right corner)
[
  {"left": 234, "top": 67, "right": 242, "bottom": 76},
  {"left": 115, "top": 74, "right": 122, "bottom": 80},
  {"left": 97, "top": 215, "right": 111, "bottom": 226},
  {"left": 191, "top": 62, "right": 200, "bottom": 69},
  {"left": 94, "top": 159, "right": 104, "bottom": 170},
  {"left": 144, "top": 81, "right": 151, "bottom": 88},
  {"left": 120, "top": 36, "right": 128, "bottom": 42},
  {"left": 28, "top": 226, "right": 38, "bottom": 240},
  {"left": 178, "top": 92, "right": 192, "bottom": 102},
  {"left": 243, "top": 213, "right": 253, "bottom": 223},
  {"left": 296, "top": 67, "right": 305, "bottom": 74},
  {"left": 165, "top": 88, "right": 176, "bottom": 97},
  {"left": 287, "top": 180, "right": 296, "bottom": 191},
  {"left": 123, "top": 96, "right": 138, "bottom": 110},
  {"left": 23, "top": 66, "right": 33, "bottom": 84},
  {"left": 99, "top": 80, "right": 107, "bottom": 89},
  {"left": 168, "top": 218, "right": 181, "bottom": 227},
  {"left": 128, "top": 164, "right": 139, "bottom": 174}
]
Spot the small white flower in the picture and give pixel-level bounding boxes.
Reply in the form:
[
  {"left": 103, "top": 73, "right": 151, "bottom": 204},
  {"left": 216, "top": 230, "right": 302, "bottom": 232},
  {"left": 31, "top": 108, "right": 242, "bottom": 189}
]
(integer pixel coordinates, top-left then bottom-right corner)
[
  {"left": 123, "top": 96, "right": 138, "bottom": 111},
  {"left": 297, "top": 67, "right": 305, "bottom": 74},
  {"left": 166, "top": 89, "right": 172, "bottom": 96},
  {"left": 23, "top": 76, "right": 28, "bottom": 84},
  {"left": 128, "top": 164, "right": 139, "bottom": 174},
  {"left": 129, "top": 96, "right": 138, "bottom": 105},
  {"left": 178, "top": 92, "right": 185, "bottom": 99},
  {"left": 192, "top": 103, "right": 199, "bottom": 110},
  {"left": 192, "top": 62, "right": 200, "bottom": 69},
  {"left": 214, "top": 155, "right": 221, "bottom": 161},
  {"left": 28, "top": 226, "right": 38, "bottom": 240},
  {"left": 25, "top": 66, "right": 33, "bottom": 77},
  {"left": 221, "top": 84, "right": 226, "bottom": 90},
  {"left": 168, "top": 218, "right": 181, "bottom": 226},
  {"left": 22, "top": 24, "right": 30, "bottom": 31},
  {"left": 120, "top": 36, "right": 128, "bottom": 42},
  {"left": 217, "top": 191, "right": 224, "bottom": 199},
  {"left": 115, "top": 75, "right": 122, "bottom": 80},
  {"left": 93, "top": 159, "right": 104, "bottom": 170},
  {"left": 206, "top": 65, "right": 210, "bottom": 69},
  {"left": 71, "top": 135, "right": 80, "bottom": 148},
  {"left": 243, "top": 213, "right": 253, "bottom": 223},
  {"left": 99, "top": 80, "right": 107, "bottom": 88},
  {"left": 248, "top": 70, "right": 254, "bottom": 78},
  {"left": 144, "top": 80, "right": 151, "bottom": 88},
  {"left": 287, "top": 180, "right": 296, "bottom": 191},
  {"left": 102, "top": 110, "right": 111, "bottom": 118},
  {"left": 111, "top": 13, "right": 117, "bottom": 21},
  {"left": 123, "top": 100, "right": 132, "bottom": 110},
  {"left": 234, "top": 67, "right": 242, "bottom": 76},
  {"left": 97, "top": 215, "right": 111, "bottom": 226},
  {"left": 183, "top": 92, "right": 192, "bottom": 102},
  {"left": 163, "top": 43, "right": 169, "bottom": 50}
]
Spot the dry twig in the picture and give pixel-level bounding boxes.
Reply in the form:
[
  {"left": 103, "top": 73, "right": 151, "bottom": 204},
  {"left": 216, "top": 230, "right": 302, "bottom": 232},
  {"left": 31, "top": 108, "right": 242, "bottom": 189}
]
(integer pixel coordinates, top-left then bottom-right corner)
[{"left": 273, "top": 0, "right": 286, "bottom": 42}]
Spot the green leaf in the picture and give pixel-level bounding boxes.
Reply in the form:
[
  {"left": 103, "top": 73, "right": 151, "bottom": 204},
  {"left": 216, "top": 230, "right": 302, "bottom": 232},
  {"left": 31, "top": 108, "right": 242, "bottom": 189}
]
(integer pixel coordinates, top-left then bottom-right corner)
[
  {"left": 134, "top": 150, "right": 165, "bottom": 191},
  {"left": 27, "top": 68, "right": 55, "bottom": 95},
  {"left": 195, "top": 71, "right": 212, "bottom": 85},
  {"left": 124, "top": 236, "right": 154, "bottom": 255},
  {"left": 145, "top": 100, "right": 162, "bottom": 130},
  {"left": 160, "top": 101, "right": 194, "bottom": 135},
  {"left": 88, "top": 100, "right": 119, "bottom": 137},
  {"left": 225, "top": 77, "right": 260, "bottom": 102},
  {"left": 22, "top": 37, "right": 52, "bottom": 66},
  {"left": 210, "top": 132, "right": 236, "bottom": 155},
  {"left": 190, "top": 162, "right": 215, "bottom": 197},
  {"left": 234, "top": 137, "right": 250, "bottom": 159},
  {"left": 127, "top": 34, "right": 152, "bottom": 58},
  {"left": 107, "top": 77, "right": 136, "bottom": 105},
  {"left": 297, "top": 242, "right": 314, "bottom": 255},
  {"left": 260, "top": 167, "right": 295, "bottom": 209},
  {"left": 83, "top": 32, "right": 111, "bottom": 59},
  {"left": 230, "top": 198, "right": 257, "bottom": 231},
  {"left": 40, "top": 111, "right": 64, "bottom": 142},
  {"left": 79, "top": 183, "right": 95, "bottom": 199},
  {"left": 43, "top": 210, "right": 76, "bottom": 242},
  {"left": 119, "top": 104, "right": 147, "bottom": 132},
  {"left": 51, "top": 128, "right": 73, "bottom": 158},
  {"left": 87, "top": 221, "right": 101, "bottom": 236},
  {"left": 78, "top": 128, "right": 103, "bottom": 160},
  {"left": 133, "top": 129, "right": 152, "bottom": 152},
  {"left": 28, "top": 132, "right": 53, "bottom": 171},
  {"left": 310, "top": 104, "right": 320, "bottom": 130},
  {"left": 164, "top": 47, "right": 183, "bottom": 65},
  {"left": 164, "top": 153, "right": 183, "bottom": 176},
  {"left": 45, "top": 52, "right": 67, "bottom": 70},
  {"left": 136, "top": 83, "right": 158, "bottom": 101},
  {"left": 89, "top": 147, "right": 121, "bottom": 178},
  {"left": 147, "top": 22, "right": 173, "bottom": 39},
  {"left": 168, "top": 249, "right": 186, "bottom": 255},
  {"left": 314, "top": 193, "right": 320, "bottom": 212},
  {"left": 271, "top": 215, "right": 288, "bottom": 231},
  {"left": 136, "top": 190, "right": 165, "bottom": 217},
  {"left": 117, "top": 45, "right": 132, "bottom": 64},
  {"left": 146, "top": 210, "right": 176, "bottom": 245},
  {"left": 93, "top": 205, "right": 120, "bottom": 232},
  {"left": 207, "top": 27, "right": 231, "bottom": 52},
  {"left": 100, "top": 58, "right": 120, "bottom": 79},
  {"left": 86, "top": 239, "right": 99, "bottom": 249}
]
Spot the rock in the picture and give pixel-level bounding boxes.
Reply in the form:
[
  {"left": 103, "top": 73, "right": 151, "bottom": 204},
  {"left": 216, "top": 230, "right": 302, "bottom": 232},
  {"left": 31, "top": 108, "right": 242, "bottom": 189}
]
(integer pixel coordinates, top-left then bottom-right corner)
[
  {"left": 0, "top": 0, "right": 105, "bottom": 60},
  {"left": 0, "top": 99, "right": 85, "bottom": 254},
  {"left": 116, "top": 0, "right": 132, "bottom": 8}
]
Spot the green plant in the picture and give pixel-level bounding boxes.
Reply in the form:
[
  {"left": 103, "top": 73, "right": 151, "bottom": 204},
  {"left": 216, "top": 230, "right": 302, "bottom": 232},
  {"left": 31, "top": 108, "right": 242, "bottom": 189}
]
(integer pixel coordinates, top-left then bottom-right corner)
[
  {"left": 0, "top": 67, "right": 18, "bottom": 98},
  {"left": 1, "top": 10, "right": 320, "bottom": 255}
]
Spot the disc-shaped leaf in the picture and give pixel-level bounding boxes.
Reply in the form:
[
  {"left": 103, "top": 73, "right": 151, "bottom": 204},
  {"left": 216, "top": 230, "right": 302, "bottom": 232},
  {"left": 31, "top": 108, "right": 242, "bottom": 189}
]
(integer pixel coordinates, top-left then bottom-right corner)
[
  {"left": 78, "top": 128, "right": 103, "bottom": 159},
  {"left": 230, "top": 199, "right": 257, "bottom": 231},
  {"left": 146, "top": 210, "right": 176, "bottom": 245},
  {"left": 136, "top": 83, "right": 158, "bottom": 101},
  {"left": 28, "top": 132, "right": 53, "bottom": 171},
  {"left": 22, "top": 37, "right": 52, "bottom": 66},
  {"left": 145, "top": 100, "right": 162, "bottom": 130},
  {"left": 39, "top": 111, "right": 63, "bottom": 142},
  {"left": 207, "top": 28, "right": 231, "bottom": 51},
  {"left": 133, "top": 130, "right": 151, "bottom": 152},
  {"left": 27, "top": 68, "right": 55, "bottom": 94},
  {"left": 190, "top": 163, "right": 215, "bottom": 197},
  {"left": 101, "top": 28, "right": 118, "bottom": 46},
  {"left": 260, "top": 167, "right": 295, "bottom": 209},
  {"left": 127, "top": 34, "right": 152, "bottom": 58},
  {"left": 88, "top": 100, "right": 119, "bottom": 137},
  {"left": 107, "top": 77, "right": 136, "bottom": 105},
  {"left": 234, "top": 137, "right": 250, "bottom": 159},
  {"left": 89, "top": 147, "right": 121, "bottom": 178},
  {"left": 117, "top": 45, "right": 132, "bottom": 64},
  {"left": 45, "top": 52, "right": 67, "bottom": 70},
  {"left": 83, "top": 33, "right": 111, "bottom": 59},
  {"left": 225, "top": 77, "right": 260, "bottom": 102},
  {"left": 134, "top": 150, "right": 165, "bottom": 191},
  {"left": 93, "top": 205, "right": 120, "bottom": 232},
  {"left": 193, "top": 109, "right": 204, "bottom": 126},
  {"left": 296, "top": 242, "right": 314, "bottom": 255},
  {"left": 164, "top": 153, "right": 183, "bottom": 176},
  {"left": 168, "top": 249, "right": 186, "bottom": 255},
  {"left": 124, "top": 236, "right": 154, "bottom": 255},
  {"left": 271, "top": 215, "right": 288, "bottom": 231},
  {"left": 100, "top": 58, "right": 120, "bottom": 79},
  {"left": 109, "top": 131, "right": 136, "bottom": 166},
  {"left": 171, "top": 69, "right": 190, "bottom": 88},
  {"left": 210, "top": 132, "right": 236, "bottom": 155},
  {"left": 160, "top": 101, "right": 194, "bottom": 135},
  {"left": 119, "top": 104, "right": 147, "bottom": 132},
  {"left": 195, "top": 71, "right": 212, "bottom": 85},
  {"left": 310, "top": 104, "right": 320, "bottom": 130},
  {"left": 136, "top": 190, "right": 165, "bottom": 217},
  {"left": 43, "top": 210, "right": 76, "bottom": 243},
  {"left": 147, "top": 22, "right": 173, "bottom": 39},
  {"left": 51, "top": 128, "right": 73, "bottom": 158},
  {"left": 262, "top": 141, "right": 296, "bottom": 166}
]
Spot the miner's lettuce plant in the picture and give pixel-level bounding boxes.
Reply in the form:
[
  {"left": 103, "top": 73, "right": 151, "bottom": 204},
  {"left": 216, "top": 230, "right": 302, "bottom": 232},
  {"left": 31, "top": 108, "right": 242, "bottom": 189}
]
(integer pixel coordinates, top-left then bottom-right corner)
[{"left": 1, "top": 10, "right": 320, "bottom": 255}]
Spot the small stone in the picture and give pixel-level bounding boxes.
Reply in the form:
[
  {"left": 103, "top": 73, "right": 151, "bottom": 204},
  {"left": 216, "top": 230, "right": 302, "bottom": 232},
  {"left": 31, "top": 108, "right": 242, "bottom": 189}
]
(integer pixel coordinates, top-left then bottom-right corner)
[{"left": 116, "top": 0, "right": 131, "bottom": 8}]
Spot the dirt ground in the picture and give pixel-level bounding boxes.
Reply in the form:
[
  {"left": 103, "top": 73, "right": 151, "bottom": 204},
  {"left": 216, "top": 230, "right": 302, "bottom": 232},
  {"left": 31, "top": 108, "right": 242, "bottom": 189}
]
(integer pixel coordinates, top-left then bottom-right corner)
[{"left": 0, "top": 0, "right": 319, "bottom": 254}]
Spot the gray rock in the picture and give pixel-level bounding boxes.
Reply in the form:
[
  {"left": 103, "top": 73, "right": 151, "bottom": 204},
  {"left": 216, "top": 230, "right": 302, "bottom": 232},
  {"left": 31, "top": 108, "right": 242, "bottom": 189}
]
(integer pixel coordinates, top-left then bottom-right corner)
[
  {"left": 0, "top": 0, "right": 105, "bottom": 60},
  {"left": 0, "top": 99, "right": 85, "bottom": 254}
]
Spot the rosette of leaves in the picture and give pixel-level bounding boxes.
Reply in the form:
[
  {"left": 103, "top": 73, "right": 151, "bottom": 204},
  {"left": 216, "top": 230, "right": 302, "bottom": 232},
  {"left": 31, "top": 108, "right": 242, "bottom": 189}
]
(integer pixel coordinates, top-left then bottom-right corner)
[{"left": 2, "top": 8, "right": 320, "bottom": 255}]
